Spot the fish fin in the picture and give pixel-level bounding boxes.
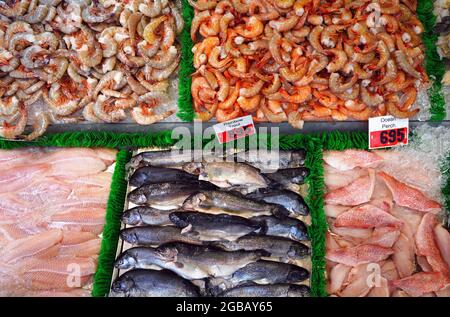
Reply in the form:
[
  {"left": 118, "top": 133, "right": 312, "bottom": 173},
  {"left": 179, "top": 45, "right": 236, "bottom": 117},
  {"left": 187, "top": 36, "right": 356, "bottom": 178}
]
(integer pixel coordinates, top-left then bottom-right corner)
[{"left": 181, "top": 224, "right": 193, "bottom": 234}]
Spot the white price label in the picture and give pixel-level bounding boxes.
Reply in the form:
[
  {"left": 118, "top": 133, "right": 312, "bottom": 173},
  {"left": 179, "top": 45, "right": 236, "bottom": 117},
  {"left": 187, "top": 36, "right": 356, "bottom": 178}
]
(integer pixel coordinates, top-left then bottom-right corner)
[
  {"left": 213, "top": 115, "right": 255, "bottom": 144},
  {"left": 368, "top": 116, "right": 409, "bottom": 149}
]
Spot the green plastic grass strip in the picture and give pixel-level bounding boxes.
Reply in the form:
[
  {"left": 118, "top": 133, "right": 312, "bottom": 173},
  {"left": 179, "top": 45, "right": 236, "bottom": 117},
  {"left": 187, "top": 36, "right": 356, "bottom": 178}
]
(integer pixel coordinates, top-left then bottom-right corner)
[
  {"left": 417, "top": 0, "right": 447, "bottom": 121},
  {"left": 177, "top": 0, "right": 195, "bottom": 122},
  {"left": 91, "top": 150, "right": 131, "bottom": 297}
]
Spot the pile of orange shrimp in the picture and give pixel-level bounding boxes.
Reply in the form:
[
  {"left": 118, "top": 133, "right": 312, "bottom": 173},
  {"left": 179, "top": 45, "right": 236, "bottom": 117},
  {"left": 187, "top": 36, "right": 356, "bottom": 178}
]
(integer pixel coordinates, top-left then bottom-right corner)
[
  {"left": 190, "top": 0, "right": 429, "bottom": 124},
  {"left": 0, "top": 0, "right": 183, "bottom": 140}
]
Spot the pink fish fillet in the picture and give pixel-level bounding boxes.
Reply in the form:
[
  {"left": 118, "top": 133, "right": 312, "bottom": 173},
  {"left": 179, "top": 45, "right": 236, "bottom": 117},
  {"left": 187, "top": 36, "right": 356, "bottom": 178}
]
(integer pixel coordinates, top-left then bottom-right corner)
[
  {"left": 38, "top": 148, "right": 107, "bottom": 177},
  {"left": 434, "top": 225, "right": 450, "bottom": 272},
  {"left": 0, "top": 163, "right": 50, "bottom": 194},
  {"left": 323, "top": 150, "right": 383, "bottom": 171},
  {"left": 329, "top": 220, "right": 373, "bottom": 240},
  {"left": 21, "top": 257, "right": 97, "bottom": 291},
  {"left": 378, "top": 172, "right": 441, "bottom": 214},
  {"left": 324, "top": 205, "right": 349, "bottom": 218},
  {"left": 325, "top": 169, "right": 376, "bottom": 206},
  {"left": 391, "top": 272, "right": 449, "bottom": 297},
  {"left": 390, "top": 206, "right": 423, "bottom": 234},
  {"left": 59, "top": 238, "right": 101, "bottom": 258},
  {"left": 327, "top": 263, "right": 352, "bottom": 294},
  {"left": 93, "top": 148, "right": 118, "bottom": 165},
  {"left": 367, "top": 277, "right": 389, "bottom": 297},
  {"left": 415, "top": 213, "right": 449, "bottom": 275},
  {"left": 417, "top": 256, "right": 433, "bottom": 272},
  {"left": 61, "top": 231, "right": 98, "bottom": 245},
  {"left": 392, "top": 232, "right": 415, "bottom": 278},
  {"left": 53, "top": 172, "right": 112, "bottom": 189},
  {"left": 326, "top": 244, "right": 394, "bottom": 267},
  {"left": 381, "top": 260, "right": 399, "bottom": 281},
  {"left": 0, "top": 229, "right": 63, "bottom": 264},
  {"left": 338, "top": 263, "right": 374, "bottom": 297},
  {"left": 334, "top": 204, "right": 403, "bottom": 229},
  {"left": 324, "top": 165, "right": 368, "bottom": 191},
  {"left": 366, "top": 227, "right": 400, "bottom": 248}
]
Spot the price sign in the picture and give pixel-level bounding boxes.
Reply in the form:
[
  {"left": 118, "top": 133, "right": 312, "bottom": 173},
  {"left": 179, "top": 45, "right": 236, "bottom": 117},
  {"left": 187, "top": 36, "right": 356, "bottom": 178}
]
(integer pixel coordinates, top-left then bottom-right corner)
[
  {"left": 213, "top": 115, "right": 255, "bottom": 144},
  {"left": 369, "top": 116, "right": 409, "bottom": 149}
]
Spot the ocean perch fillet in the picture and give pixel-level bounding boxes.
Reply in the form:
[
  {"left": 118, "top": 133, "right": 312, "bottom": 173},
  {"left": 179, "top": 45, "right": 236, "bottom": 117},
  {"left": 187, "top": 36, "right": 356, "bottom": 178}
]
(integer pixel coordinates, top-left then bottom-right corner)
[
  {"left": 366, "top": 227, "right": 400, "bottom": 248},
  {"left": 391, "top": 272, "right": 449, "bottom": 297},
  {"left": 338, "top": 264, "right": 374, "bottom": 297},
  {"left": 392, "top": 232, "right": 415, "bottom": 278},
  {"left": 323, "top": 150, "right": 383, "bottom": 171},
  {"left": 325, "top": 169, "right": 375, "bottom": 206},
  {"left": 415, "top": 214, "right": 449, "bottom": 275},
  {"left": 334, "top": 204, "right": 403, "bottom": 229},
  {"left": 434, "top": 225, "right": 450, "bottom": 271},
  {"left": 378, "top": 172, "right": 441, "bottom": 213},
  {"left": 326, "top": 244, "right": 393, "bottom": 266},
  {"left": 328, "top": 264, "right": 352, "bottom": 294}
]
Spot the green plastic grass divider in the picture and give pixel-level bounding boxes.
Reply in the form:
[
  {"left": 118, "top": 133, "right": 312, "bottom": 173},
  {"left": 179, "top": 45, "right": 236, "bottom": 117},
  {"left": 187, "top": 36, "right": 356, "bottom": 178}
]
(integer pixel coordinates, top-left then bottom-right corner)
[
  {"left": 417, "top": 0, "right": 447, "bottom": 121},
  {"left": 91, "top": 150, "right": 131, "bottom": 297},
  {"left": 177, "top": 0, "right": 195, "bottom": 122}
]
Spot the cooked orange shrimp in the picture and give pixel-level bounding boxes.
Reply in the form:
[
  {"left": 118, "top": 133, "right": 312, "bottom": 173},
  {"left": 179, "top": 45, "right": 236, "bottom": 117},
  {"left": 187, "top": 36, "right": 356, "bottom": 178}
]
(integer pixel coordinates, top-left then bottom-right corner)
[
  {"left": 269, "top": 15, "right": 299, "bottom": 32},
  {"left": 219, "top": 12, "right": 234, "bottom": 41},
  {"left": 237, "top": 95, "right": 261, "bottom": 113},
  {"left": 236, "top": 16, "right": 264, "bottom": 38},
  {"left": 189, "top": 0, "right": 217, "bottom": 11},
  {"left": 216, "top": 104, "right": 241, "bottom": 122},
  {"left": 325, "top": 49, "right": 348, "bottom": 72},
  {"left": 208, "top": 46, "right": 233, "bottom": 69},
  {"left": 199, "top": 14, "right": 221, "bottom": 38},
  {"left": 313, "top": 90, "right": 339, "bottom": 109},
  {"left": 385, "top": 93, "right": 419, "bottom": 118},
  {"left": 219, "top": 82, "right": 240, "bottom": 110},
  {"left": 260, "top": 100, "right": 288, "bottom": 122},
  {"left": 376, "top": 59, "right": 397, "bottom": 85},
  {"left": 360, "top": 85, "right": 384, "bottom": 106},
  {"left": 394, "top": 50, "right": 421, "bottom": 79},
  {"left": 308, "top": 25, "right": 326, "bottom": 53},
  {"left": 329, "top": 73, "right": 358, "bottom": 93}
]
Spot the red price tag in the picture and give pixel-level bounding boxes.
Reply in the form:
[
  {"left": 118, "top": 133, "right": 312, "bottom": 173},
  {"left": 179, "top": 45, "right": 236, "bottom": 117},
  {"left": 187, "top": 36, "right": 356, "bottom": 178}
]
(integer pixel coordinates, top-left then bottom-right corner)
[
  {"left": 369, "top": 116, "right": 409, "bottom": 149},
  {"left": 213, "top": 116, "right": 255, "bottom": 144}
]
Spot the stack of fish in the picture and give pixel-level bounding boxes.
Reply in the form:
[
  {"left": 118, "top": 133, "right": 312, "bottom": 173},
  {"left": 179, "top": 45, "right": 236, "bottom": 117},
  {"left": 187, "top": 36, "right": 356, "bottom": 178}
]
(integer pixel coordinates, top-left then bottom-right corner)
[
  {"left": 111, "top": 148, "right": 312, "bottom": 297},
  {"left": 0, "top": 147, "right": 117, "bottom": 296},
  {"left": 324, "top": 149, "right": 450, "bottom": 297}
]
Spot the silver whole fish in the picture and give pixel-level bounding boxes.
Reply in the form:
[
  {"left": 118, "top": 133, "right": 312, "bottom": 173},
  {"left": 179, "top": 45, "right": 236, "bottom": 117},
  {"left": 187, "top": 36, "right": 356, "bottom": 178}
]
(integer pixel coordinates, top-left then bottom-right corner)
[
  {"left": 120, "top": 225, "right": 202, "bottom": 246},
  {"left": 246, "top": 188, "right": 310, "bottom": 216},
  {"left": 218, "top": 283, "right": 311, "bottom": 297},
  {"left": 182, "top": 190, "right": 290, "bottom": 218},
  {"left": 182, "top": 162, "right": 268, "bottom": 193},
  {"left": 212, "top": 235, "right": 310, "bottom": 260},
  {"left": 233, "top": 149, "right": 307, "bottom": 172},
  {"left": 128, "top": 181, "right": 217, "bottom": 208},
  {"left": 114, "top": 243, "right": 269, "bottom": 280},
  {"left": 206, "top": 260, "right": 310, "bottom": 296},
  {"left": 169, "top": 211, "right": 263, "bottom": 241},
  {"left": 251, "top": 215, "right": 309, "bottom": 241},
  {"left": 111, "top": 269, "right": 199, "bottom": 297},
  {"left": 121, "top": 206, "right": 177, "bottom": 226},
  {"left": 129, "top": 166, "right": 198, "bottom": 187}
]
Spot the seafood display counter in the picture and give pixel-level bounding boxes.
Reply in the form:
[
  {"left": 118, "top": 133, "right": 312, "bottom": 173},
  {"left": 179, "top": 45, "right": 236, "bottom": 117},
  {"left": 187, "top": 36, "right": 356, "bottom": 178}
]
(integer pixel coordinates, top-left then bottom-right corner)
[{"left": 110, "top": 148, "right": 313, "bottom": 297}]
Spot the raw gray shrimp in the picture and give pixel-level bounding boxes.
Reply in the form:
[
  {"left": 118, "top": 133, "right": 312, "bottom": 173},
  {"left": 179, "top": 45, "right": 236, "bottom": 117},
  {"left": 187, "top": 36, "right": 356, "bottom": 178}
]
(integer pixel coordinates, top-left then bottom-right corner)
[
  {"left": 126, "top": 72, "right": 148, "bottom": 95},
  {"left": 169, "top": 2, "right": 184, "bottom": 34},
  {"left": 20, "top": 45, "right": 50, "bottom": 69},
  {"left": 82, "top": 101, "right": 102, "bottom": 122},
  {"left": 36, "top": 32, "right": 59, "bottom": 52},
  {"left": 93, "top": 56, "right": 117, "bottom": 74},
  {"left": 23, "top": 89, "right": 42, "bottom": 106},
  {"left": 23, "top": 80, "right": 45, "bottom": 94},
  {"left": 0, "top": 49, "right": 19, "bottom": 72},
  {"left": 8, "top": 33, "right": 36, "bottom": 54},
  {"left": 394, "top": 50, "right": 421, "bottom": 79},
  {"left": 146, "top": 54, "right": 180, "bottom": 81},
  {"left": 131, "top": 107, "right": 174, "bottom": 125},
  {"left": 117, "top": 39, "right": 145, "bottom": 67},
  {"left": 81, "top": 2, "right": 121, "bottom": 24},
  {"left": 42, "top": 82, "right": 81, "bottom": 116},
  {"left": 19, "top": 4, "right": 49, "bottom": 24},
  {"left": 139, "top": 0, "right": 162, "bottom": 18},
  {"left": 145, "top": 45, "right": 178, "bottom": 69},
  {"left": 0, "top": 96, "right": 19, "bottom": 116},
  {"left": 54, "top": 3, "right": 82, "bottom": 34},
  {"left": 136, "top": 71, "right": 169, "bottom": 92},
  {"left": 92, "top": 94, "right": 128, "bottom": 123},
  {"left": 34, "top": 57, "right": 68, "bottom": 83},
  {"left": 24, "top": 109, "right": 49, "bottom": 138},
  {"left": 0, "top": 0, "right": 30, "bottom": 18},
  {"left": 93, "top": 70, "right": 127, "bottom": 98},
  {"left": 0, "top": 104, "right": 27, "bottom": 139}
]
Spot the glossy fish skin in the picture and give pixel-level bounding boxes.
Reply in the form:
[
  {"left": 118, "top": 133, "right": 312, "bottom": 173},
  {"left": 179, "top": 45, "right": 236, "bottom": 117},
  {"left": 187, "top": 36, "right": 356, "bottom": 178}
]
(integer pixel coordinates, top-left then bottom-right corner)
[
  {"left": 169, "top": 212, "right": 262, "bottom": 241},
  {"left": 116, "top": 243, "right": 269, "bottom": 280},
  {"left": 218, "top": 284, "right": 311, "bottom": 297},
  {"left": 111, "top": 269, "right": 199, "bottom": 297},
  {"left": 182, "top": 161, "right": 268, "bottom": 193},
  {"left": 247, "top": 188, "right": 309, "bottom": 216},
  {"left": 121, "top": 206, "right": 176, "bottom": 226},
  {"left": 182, "top": 190, "right": 289, "bottom": 218},
  {"left": 120, "top": 225, "right": 201, "bottom": 246},
  {"left": 128, "top": 181, "right": 217, "bottom": 207},
  {"left": 234, "top": 149, "right": 307, "bottom": 171},
  {"left": 213, "top": 235, "right": 310, "bottom": 260},
  {"left": 127, "top": 151, "right": 194, "bottom": 171},
  {"left": 264, "top": 168, "right": 310, "bottom": 187},
  {"left": 129, "top": 166, "right": 198, "bottom": 187},
  {"left": 251, "top": 215, "right": 309, "bottom": 241}
]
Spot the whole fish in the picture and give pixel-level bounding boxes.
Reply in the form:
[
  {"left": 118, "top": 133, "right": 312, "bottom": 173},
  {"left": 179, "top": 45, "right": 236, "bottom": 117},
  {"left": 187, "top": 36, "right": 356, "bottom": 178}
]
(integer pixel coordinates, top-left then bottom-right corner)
[
  {"left": 213, "top": 235, "right": 310, "bottom": 260},
  {"left": 121, "top": 206, "right": 177, "bottom": 226},
  {"left": 129, "top": 166, "right": 198, "bottom": 187},
  {"left": 233, "top": 149, "right": 307, "bottom": 172},
  {"left": 111, "top": 269, "right": 199, "bottom": 297},
  {"left": 182, "top": 162, "right": 268, "bottom": 193},
  {"left": 251, "top": 215, "right": 309, "bottom": 241},
  {"left": 206, "top": 260, "right": 310, "bottom": 296},
  {"left": 246, "top": 188, "right": 309, "bottom": 216},
  {"left": 127, "top": 150, "right": 195, "bottom": 171},
  {"left": 169, "top": 211, "right": 263, "bottom": 241},
  {"left": 120, "top": 225, "right": 201, "bottom": 246},
  {"left": 182, "top": 190, "right": 290, "bottom": 218},
  {"left": 114, "top": 243, "right": 269, "bottom": 280},
  {"left": 264, "top": 167, "right": 310, "bottom": 187},
  {"left": 128, "top": 181, "right": 217, "bottom": 207},
  {"left": 218, "top": 284, "right": 310, "bottom": 297}
]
